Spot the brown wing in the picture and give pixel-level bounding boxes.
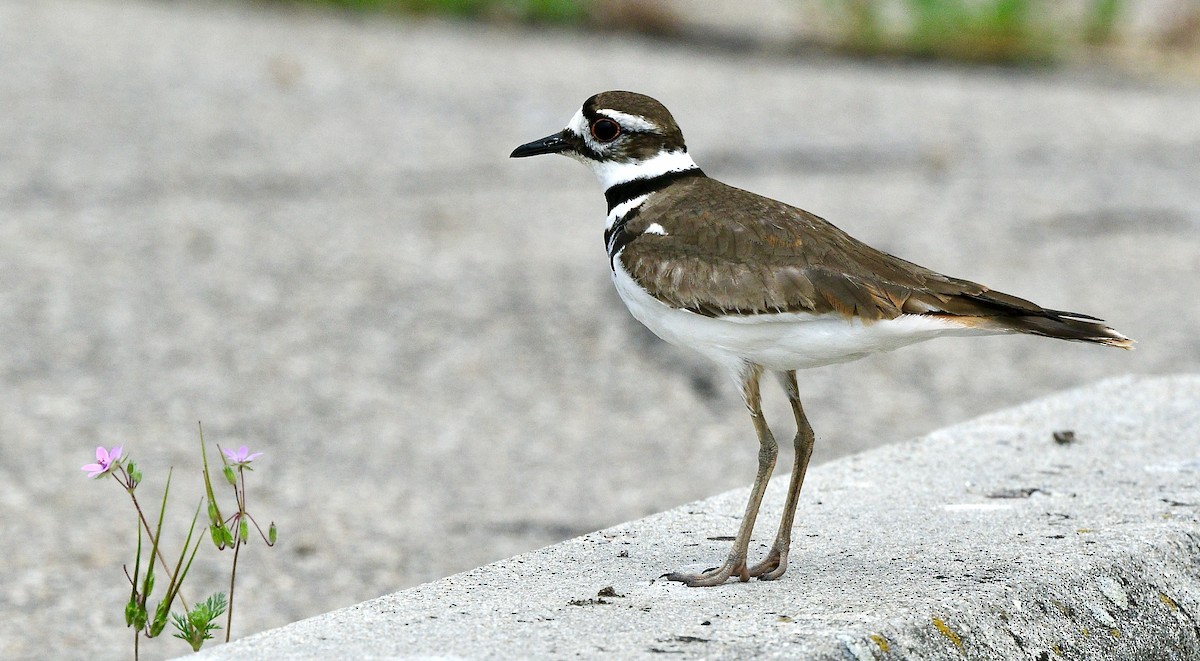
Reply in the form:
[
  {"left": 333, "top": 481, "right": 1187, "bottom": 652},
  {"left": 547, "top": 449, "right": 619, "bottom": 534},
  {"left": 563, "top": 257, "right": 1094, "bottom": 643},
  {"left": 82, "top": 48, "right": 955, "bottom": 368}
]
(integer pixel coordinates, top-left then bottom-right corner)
[
  {"left": 618, "top": 177, "right": 1132, "bottom": 347},
  {"left": 620, "top": 177, "right": 984, "bottom": 318}
]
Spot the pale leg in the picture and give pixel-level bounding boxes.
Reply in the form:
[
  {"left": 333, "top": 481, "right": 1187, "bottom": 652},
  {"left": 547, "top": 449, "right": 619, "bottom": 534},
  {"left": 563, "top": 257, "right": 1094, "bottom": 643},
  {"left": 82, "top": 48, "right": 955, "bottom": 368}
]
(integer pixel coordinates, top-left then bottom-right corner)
[
  {"left": 748, "top": 370, "right": 815, "bottom": 580},
  {"left": 664, "top": 363, "right": 778, "bottom": 587}
]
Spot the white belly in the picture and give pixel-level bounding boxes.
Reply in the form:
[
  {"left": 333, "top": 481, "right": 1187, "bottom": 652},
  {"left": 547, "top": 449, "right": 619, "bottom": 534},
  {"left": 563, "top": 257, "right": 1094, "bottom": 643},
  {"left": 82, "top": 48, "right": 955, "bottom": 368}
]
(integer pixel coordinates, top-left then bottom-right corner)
[{"left": 612, "top": 259, "right": 992, "bottom": 373}]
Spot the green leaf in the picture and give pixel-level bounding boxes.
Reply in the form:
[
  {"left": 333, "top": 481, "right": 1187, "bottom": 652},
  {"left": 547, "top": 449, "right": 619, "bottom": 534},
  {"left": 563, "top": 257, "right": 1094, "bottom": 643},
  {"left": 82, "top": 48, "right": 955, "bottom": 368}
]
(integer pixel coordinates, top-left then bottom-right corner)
[
  {"left": 201, "top": 592, "right": 228, "bottom": 620},
  {"left": 170, "top": 611, "right": 199, "bottom": 651},
  {"left": 172, "top": 593, "right": 226, "bottom": 652},
  {"left": 126, "top": 460, "right": 142, "bottom": 487}
]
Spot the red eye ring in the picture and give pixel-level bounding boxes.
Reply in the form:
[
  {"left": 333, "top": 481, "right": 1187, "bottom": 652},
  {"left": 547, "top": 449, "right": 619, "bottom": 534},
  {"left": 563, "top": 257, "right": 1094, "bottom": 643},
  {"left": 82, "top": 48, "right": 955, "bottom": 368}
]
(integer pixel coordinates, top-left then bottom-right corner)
[{"left": 590, "top": 118, "right": 621, "bottom": 142}]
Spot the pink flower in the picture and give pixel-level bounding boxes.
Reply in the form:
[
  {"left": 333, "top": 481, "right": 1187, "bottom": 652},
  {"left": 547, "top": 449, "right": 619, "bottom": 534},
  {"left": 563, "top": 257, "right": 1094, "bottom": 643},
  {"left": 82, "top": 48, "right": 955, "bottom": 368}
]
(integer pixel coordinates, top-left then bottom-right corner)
[
  {"left": 222, "top": 445, "right": 263, "bottom": 467},
  {"left": 81, "top": 446, "right": 123, "bottom": 479}
]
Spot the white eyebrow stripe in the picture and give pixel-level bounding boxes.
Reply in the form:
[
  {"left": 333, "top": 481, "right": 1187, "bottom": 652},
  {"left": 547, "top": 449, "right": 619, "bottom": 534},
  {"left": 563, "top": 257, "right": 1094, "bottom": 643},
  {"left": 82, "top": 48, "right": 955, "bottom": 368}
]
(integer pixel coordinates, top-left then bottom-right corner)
[
  {"left": 644, "top": 223, "right": 668, "bottom": 235},
  {"left": 596, "top": 109, "right": 659, "bottom": 133}
]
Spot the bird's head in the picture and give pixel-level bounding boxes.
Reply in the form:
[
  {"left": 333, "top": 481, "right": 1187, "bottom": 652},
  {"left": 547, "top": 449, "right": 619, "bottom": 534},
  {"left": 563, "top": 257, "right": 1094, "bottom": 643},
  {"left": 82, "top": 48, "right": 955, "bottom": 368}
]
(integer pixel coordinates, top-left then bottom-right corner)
[{"left": 510, "top": 91, "right": 697, "bottom": 190}]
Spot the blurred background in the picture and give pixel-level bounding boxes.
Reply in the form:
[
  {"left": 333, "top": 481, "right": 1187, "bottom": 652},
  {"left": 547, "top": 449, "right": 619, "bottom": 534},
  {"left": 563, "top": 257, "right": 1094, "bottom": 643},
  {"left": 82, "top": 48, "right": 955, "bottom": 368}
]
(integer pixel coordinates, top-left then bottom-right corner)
[
  {"left": 2, "top": 0, "right": 1199, "bottom": 658},
  {"left": 296, "top": 0, "right": 1200, "bottom": 71}
]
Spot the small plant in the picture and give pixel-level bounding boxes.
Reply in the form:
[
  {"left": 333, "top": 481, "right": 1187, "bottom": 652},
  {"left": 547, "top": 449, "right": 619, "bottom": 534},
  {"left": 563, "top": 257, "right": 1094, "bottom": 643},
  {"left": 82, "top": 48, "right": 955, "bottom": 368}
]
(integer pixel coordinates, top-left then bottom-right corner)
[
  {"left": 82, "top": 425, "right": 278, "bottom": 658},
  {"left": 201, "top": 433, "right": 278, "bottom": 642},
  {"left": 173, "top": 593, "right": 228, "bottom": 652}
]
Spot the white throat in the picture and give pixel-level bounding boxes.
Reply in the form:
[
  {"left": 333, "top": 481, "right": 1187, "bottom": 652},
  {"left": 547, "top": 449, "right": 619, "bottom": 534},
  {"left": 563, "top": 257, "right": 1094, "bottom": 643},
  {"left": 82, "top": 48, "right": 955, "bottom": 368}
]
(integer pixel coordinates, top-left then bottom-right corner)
[{"left": 584, "top": 149, "right": 699, "bottom": 190}]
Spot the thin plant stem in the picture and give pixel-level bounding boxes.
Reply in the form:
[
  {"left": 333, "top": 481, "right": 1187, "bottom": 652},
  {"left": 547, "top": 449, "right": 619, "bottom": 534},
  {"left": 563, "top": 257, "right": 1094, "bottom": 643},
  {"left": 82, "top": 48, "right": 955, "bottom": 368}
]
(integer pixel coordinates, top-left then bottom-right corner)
[
  {"left": 246, "top": 512, "right": 275, "bottom": 544},
  {"left": 120, "top": 470, "right": 190, "bottom": 611},
  {"left": 225, "top": 537, "right": 242, "bottom": 642},
  {"left": 238, "top": 465, "right": 248, "bottom": 512},
  {"left": 224, "top": 464, "right": 248, "bottom": 642}
]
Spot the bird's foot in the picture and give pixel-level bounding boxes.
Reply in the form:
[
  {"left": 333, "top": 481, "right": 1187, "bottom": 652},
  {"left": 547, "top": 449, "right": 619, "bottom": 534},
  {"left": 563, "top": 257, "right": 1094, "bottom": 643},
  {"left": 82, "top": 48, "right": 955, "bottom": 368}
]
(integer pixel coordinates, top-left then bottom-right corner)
[
  {"left": 747, "top": 547, "right": 789, "bottom": 581},
  {"left": 663, "top": 557, "right": 749, "bottom": 587}
]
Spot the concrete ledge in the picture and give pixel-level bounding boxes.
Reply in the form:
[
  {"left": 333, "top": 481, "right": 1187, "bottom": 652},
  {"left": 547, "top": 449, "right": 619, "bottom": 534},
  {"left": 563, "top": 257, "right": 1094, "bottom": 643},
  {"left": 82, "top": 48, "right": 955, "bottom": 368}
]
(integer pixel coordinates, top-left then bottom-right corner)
[{"left": 196, "top": 375, "right": 1200, "bottom": 660}]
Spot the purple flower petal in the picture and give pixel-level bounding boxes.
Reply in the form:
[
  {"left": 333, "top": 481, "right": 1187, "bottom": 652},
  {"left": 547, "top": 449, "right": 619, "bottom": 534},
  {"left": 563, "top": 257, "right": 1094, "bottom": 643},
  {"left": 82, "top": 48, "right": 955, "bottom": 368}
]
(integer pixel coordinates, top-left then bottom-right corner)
[
  {"left": 221, "top": 444, "right": 262, "bottom": 466},
  {"left": 81, "top": 445, "right": 123, "bottom": 479}
]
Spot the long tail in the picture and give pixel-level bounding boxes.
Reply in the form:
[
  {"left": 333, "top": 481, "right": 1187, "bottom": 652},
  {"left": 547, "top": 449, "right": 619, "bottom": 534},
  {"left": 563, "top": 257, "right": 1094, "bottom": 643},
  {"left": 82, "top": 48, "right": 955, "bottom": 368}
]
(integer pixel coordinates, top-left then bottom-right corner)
[
  {"left": 996, "top": 309, "right": 1134, "bottom": 348},
  {"left": 959, "top": 290, "right": 1134, "bottom": 349}
]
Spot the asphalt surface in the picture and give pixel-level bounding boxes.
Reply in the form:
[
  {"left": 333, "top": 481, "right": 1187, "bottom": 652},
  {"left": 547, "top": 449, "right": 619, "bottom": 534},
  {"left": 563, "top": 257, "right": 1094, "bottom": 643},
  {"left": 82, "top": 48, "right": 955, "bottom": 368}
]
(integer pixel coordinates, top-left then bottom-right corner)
[{"left": 2, "top": 0, "right": 1199, "bottom": 658}]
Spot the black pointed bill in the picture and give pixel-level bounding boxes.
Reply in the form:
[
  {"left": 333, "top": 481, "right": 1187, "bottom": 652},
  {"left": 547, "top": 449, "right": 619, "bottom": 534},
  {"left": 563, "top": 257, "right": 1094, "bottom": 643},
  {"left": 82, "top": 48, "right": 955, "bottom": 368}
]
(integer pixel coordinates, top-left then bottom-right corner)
[{"left": 510, "top": 132, "right": 570, "bottom": 158}]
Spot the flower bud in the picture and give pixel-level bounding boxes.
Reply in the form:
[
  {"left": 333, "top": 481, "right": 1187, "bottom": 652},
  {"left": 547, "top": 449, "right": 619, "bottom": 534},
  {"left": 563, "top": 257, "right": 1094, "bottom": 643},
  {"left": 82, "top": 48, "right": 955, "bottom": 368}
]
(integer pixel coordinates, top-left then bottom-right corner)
[
  {"left": 222, "top": 465, "right": 236, "bottom": 486},
  {"left": 239, "top": 519, "right": 249, "bottom": 543},
  {"left": 268, "top": 522, "right": 277, "bottom": 545}
]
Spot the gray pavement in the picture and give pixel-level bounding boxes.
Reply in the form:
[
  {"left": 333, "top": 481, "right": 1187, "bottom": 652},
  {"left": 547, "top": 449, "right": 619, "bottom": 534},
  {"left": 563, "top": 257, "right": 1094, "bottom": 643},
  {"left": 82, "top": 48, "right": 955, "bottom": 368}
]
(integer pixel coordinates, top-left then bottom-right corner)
[
  {"left": 2, "top": 0, "right": 1199, "bottom": 659},
  {"left": 192, "top": 375, "right": 1200, "bottom": 660}
]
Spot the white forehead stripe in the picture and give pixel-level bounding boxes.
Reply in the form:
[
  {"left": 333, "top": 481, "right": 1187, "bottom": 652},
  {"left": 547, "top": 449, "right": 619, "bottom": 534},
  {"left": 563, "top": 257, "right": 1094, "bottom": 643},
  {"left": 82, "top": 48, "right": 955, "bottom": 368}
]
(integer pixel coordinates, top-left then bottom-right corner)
[
  {"left": 566, "top": 108, "right": 587, "bottom": 137},
  {"left": 590, "top": 149, "right": 698, "bottom": 190},
  {"left": 565, "top": 107, "right": 608, "bottom": 155},
  {"left": 597, "top": 109, "right": 659, "bottom": 133},
  {"left": 644, "top": 223, "right": 668, "bottom": 236}
]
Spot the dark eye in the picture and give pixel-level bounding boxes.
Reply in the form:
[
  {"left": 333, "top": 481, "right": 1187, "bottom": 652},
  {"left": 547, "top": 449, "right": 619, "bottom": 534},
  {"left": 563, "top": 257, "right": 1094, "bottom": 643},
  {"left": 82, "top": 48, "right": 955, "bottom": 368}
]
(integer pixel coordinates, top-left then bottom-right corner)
[{"left": 590, "top": 118, "right": 621, "bottom": 142}]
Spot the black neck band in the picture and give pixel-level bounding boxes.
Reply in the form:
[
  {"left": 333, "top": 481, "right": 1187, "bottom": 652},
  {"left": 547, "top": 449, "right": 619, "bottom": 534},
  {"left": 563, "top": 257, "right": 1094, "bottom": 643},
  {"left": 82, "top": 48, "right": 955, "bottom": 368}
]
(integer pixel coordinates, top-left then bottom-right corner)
[{"left": 604, "top": 168, "right": 705, "bottom": 212}]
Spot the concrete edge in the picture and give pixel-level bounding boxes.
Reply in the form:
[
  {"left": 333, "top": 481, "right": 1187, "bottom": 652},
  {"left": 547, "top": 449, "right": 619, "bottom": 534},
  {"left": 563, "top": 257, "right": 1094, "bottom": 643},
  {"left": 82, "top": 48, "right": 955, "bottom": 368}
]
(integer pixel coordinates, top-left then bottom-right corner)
[{"left": 191, "top": 374, "right": 1200, "bottom": 659}]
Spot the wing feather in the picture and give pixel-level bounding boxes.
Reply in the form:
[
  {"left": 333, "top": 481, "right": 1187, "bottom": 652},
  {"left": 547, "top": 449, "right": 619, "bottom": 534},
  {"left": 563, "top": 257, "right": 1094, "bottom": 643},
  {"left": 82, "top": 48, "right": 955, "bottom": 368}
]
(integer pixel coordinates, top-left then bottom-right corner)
[{"left": 617, "top": 177, "right": 1130, "bottom": 348}]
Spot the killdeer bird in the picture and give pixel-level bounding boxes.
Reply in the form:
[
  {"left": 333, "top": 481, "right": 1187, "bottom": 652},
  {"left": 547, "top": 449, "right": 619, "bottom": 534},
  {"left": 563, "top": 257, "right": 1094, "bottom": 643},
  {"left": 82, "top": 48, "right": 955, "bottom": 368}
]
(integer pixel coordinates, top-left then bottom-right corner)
[{"left": 510, "top": 91, "right": 1131, "bottom": 587}]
